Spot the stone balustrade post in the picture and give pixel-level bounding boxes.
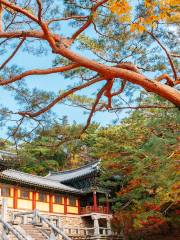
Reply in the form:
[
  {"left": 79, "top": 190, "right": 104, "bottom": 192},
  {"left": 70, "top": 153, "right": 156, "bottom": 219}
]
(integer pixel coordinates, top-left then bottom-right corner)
[
  {"left": 1, "top": 198, "right": 8, "bottom": 240},
  {"left": 56, "top": 216, "right": 61, "bottom": 228},
  {"left": 32, "top": 209, "right": 39, "bottom": 225},
  {"left": 49, "top": 230, "right": 56, "bottom": 240},
  {"left": 107, "top": 216, "right": 112, "bottom": 235},
  {"left": 92, "top": 214, "right": 100, "bottom": 236}
]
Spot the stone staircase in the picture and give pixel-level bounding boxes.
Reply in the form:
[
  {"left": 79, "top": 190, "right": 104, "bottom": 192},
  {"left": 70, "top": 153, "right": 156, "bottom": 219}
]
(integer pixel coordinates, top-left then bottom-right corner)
[
  {"left": 0, "top": 224, "right": 50, "bottom": 240},
  {"left": 69, "top": 236, "right": 122, "bottom": 240},
  {"left": 20, "top": 224, "right": 49, "bottom": 239},
  {"left": 1, "top": 226, "right": 122, "bottom": 240},
  {"left": 1, "top": 220, "right": 122, "bottom": 240},
  {"left": 1, "top": 225, "right": 123, "bottom": 240}
]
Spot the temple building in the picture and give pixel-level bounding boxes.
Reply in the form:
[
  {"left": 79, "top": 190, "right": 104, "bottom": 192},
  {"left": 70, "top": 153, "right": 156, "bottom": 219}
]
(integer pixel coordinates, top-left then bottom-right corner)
[{"left": 0, "top": 160, "right": 113, "bottom": 239}]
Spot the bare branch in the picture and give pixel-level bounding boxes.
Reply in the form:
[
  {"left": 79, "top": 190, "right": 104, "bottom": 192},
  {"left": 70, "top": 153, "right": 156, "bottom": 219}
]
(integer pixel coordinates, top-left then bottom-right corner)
[
  {"left": 51, "top": 40, "right": 180, "bottom": 106},
  {"left": 0, "top": 30, "right": 45, "bottom": 39},
  {"left": 82, "top": 82, "right": 108, "bottom": 132},
  {"left": 0, "top": 3, "right": 3, "bottom": 31},
  {"left": 111, "top": 80, "right": 126, "bottom": 97},
  {"left": 18, "top": 77, "right": 104, "bottom": 118},
  {"left": 170, "top": 53, "right": 180, "bottom": 58},
  {"left": 0, "top": 36, "right": 26, "bottom": 70},
  {"left": 36, "top": 0, "right": 42, "bottom": 22},
  {"left": 111, "top": 105, "right": 177, "bottom": 110},
  {"left": 47, "top": 15, "right": 88, "bottom": 25},
  {"left": 0, "top": 63, "right": 79, "bottom": 85},
  {"left": 70, "top": 0, "right": 108, "bottom": 43},
  {"left": 147, "top": 31, "right": 178, "bottom": 80},
  {"left": 11, "top": 116, "right": 25, "bottom": 138},
  {"left": 1, "top": 0, "right": 39, "bottom": 23},
  {"left": 156, "top": 73, "right": 175, "bottom": 87}
]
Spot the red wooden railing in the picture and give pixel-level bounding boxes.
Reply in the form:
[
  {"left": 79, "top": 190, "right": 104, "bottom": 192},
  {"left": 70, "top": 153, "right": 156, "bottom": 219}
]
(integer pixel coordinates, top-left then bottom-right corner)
[{"left": 80, "top": 206, "right": 109, "bottom": 215}]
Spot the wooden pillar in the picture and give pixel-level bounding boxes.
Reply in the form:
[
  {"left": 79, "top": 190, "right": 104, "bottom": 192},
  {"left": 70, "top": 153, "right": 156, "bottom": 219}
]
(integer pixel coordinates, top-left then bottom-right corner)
[
  {"left": 49, "top": 194, "right": 53, "bottom": 213},
  {"left": 106, "top": 194, "right": 110, "bottom": 214},
  {"left": 64, "top": 196, "right": 67, "bottom": 214},
  {"left": 93, "top": 191, "right": 97, "bottom": 212},
  {"left": 32, "top": 192, "right": 36, "bottom": 210},
  {"left": 13, "top": 188, "right": 18, "bottom": 209},
  {"left": 78, "top": 197, "right": 81, "bottom": 215}
]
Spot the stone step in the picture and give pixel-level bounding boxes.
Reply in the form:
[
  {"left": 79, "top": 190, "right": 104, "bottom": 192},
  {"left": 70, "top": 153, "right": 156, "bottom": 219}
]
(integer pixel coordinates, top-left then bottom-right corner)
[
  {"left": 70, "top": 236, "right": 122, "bottom": 240},
  {"left": 20, "top": 224, "right": 46, "bottom": 240}
]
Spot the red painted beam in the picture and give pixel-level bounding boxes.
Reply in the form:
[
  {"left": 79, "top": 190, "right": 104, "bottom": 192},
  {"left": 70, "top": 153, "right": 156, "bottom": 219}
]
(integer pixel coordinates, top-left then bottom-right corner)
[
  {"left": 32, "top": 192, "right": 36, "bottom": 210},
  {"left": 78, "top": 197, "right": 81, "bottom": 214},
  {"left": 64, "top": 196, "right": 67, "bottom": 214},
  {"left": 13, "top": 188, "right": 18, "bottom": 209},
  {"left": 49, "top": 194, "right": 53, "bottom": 213},
  {"left": 93, "top": 191, "right": 97, "bottom": 212}
]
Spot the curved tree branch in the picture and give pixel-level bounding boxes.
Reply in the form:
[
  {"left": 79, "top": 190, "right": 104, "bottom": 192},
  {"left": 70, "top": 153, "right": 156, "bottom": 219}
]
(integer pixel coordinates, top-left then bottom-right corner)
[
  {"left": 70, "top": 0, "right": 108, "bottom": 43},
  {"left": 0, "top": 63, "right": 80, "bottom": 85},
  {"left": 0, "top": 36, "right": 26, "bottom": 70},
  {"left": 47, "top": 16, "right": 88, "bottom": 25},
  {"left": 147, "top": 31, "right": 178, "bottom": 80},
  {"left": 82, "top": 82, "right": 108, "bottom": 132},
  {"left": 1, "top": 0, "right": 39, "bottom": 23},
  {"left": 18, "top": 77, "right": 105, "bottom": 117},
  {"left": 48, "top": 42, "right": 180, "bottom": 107},
  {"left": 0, "top": 3, "right": 3, "bottom": 31}
]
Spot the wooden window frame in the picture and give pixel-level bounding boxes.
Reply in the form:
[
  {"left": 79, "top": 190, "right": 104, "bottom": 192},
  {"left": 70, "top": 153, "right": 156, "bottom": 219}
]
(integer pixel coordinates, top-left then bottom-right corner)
[
  {"left": 20, "top": 189, "right": 30, "bottom": 200},
  {"left": 38, "top": 192, "right": 48, "bottom": 203},
  {"left": 69, "top": 196, "right": 77, "bottom": 207},
  {"left": 1, "top": 187, "right": 11, "bottom": 197},
  {"left": 54, "top": 194, "right": 63, "bottom": 205}
]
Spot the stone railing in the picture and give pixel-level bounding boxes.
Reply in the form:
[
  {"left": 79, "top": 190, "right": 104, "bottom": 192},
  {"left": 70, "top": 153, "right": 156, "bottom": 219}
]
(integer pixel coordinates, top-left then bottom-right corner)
[
  {"left": 80, "top": 206, "right": 109, "bottom": 215},
  {"left": 62, "top": 226, "right": 112, "bottom": 237},
  {"left": 12, "top": 211, "right": 61, "bottom": 227},
  {"left": 12, "top": 209, "right": 115, "bottom": 239},
  {"left": 12, "top": 210, "right": 71, "bottom": 240},
  {"left": 0, "top": 216, "right": 30, "bottom": 240}
]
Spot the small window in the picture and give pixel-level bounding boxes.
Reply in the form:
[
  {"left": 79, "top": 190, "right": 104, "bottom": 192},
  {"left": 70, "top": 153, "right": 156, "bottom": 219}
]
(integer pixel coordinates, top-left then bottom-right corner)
[
  {"left": 1, "top": 187, "right": 11, "bottom": 197},
  {"left": 39, "top": 193, "right": 47, "bottom": 202},
  {"left": 69, "top": 196, "right": 77, "bottom": 207},
  {"left": 54, "top": 194, "right": 62, "bottom": 204},
  {"left": 20, "top": 190, "right": 30, "bottom": 199}
]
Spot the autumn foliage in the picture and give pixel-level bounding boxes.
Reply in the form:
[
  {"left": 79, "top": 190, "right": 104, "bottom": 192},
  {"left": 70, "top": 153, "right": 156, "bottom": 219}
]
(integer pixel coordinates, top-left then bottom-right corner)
[{"left": 110, "top": 0, "right": 180, "bottom": 32}]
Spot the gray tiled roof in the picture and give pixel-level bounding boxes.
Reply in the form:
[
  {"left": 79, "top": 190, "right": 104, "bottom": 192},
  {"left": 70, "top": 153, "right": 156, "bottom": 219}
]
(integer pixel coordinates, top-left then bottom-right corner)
[
  {"left": 45, "top": 161, "right": 100, "bottom": 183},
  {"left": 0, "top": 150, "right": 17, "bottom": 159},
  {"left": 0, "top": 169, "right": 82, "bottom": 194}
]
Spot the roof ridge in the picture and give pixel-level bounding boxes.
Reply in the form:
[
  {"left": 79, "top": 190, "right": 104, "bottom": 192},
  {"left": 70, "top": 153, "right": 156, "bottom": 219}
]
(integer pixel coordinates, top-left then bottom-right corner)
[
  {"left": 48, "top": 160, "right": 99, "bottom": 176},
  {"left": 2, "top": 169, "right": 67, "bottom": 183},
  {"left": 0, "top": 169, "right": 82, "bottom": 193}
]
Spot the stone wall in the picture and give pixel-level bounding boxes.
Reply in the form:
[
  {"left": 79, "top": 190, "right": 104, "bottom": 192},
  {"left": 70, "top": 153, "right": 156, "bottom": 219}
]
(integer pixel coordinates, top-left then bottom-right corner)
[
  {"left": 6, "top": 208, "right": 87, "bottom": 228},
  {"left": 59, "top": 215, "right": 85, "bottom": 228}
]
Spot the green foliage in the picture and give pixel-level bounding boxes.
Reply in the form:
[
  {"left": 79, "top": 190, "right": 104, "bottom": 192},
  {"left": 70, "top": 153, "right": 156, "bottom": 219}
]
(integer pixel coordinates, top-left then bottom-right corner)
[
  {"left": 6, "top": 96, "right": 179, "bottom": 231},
  {"left": 16, "top": 122, "right": 99, "bottom": 175},
  {"left": 88, "top": 104, "right": 179, "bottom": 229}
]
